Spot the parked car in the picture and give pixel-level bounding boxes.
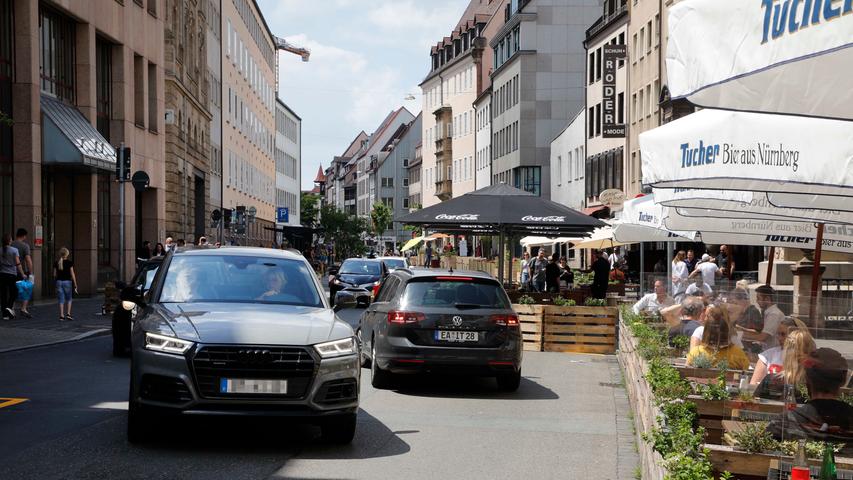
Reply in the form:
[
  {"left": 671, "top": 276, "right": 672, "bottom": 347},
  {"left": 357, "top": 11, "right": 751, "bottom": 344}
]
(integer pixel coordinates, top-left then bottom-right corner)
[
  {"left": 126, "top": 247, "right": 360, "bottom": 444},
  {"left": 328, "top": 258, "right": 388, "bottom": 307},
  {"left": 112, "top": 256, "right": 163, "bottom": 357},
  {"left": 358, "top": 268, "right": 522, "bottom": 391},
  {"left": 377, "top": 256, "right": 408, "bottom": 272}
]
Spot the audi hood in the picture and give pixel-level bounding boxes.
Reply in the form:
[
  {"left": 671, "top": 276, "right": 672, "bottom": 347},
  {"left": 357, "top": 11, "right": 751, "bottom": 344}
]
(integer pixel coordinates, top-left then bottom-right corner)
[{"left": 143, "top": 303, "right": 354, "bottom": 346}]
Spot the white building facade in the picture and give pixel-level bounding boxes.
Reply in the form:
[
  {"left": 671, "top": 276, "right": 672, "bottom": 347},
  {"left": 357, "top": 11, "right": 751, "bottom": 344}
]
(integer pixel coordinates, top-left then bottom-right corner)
[
  {"left": 474, "top": 87, "right": 492, "bottom": 190},
  {"left": 550, "top": 110, "right": 586, "bottom": 211},
  {"left": 275, "top": 99, "right": 301, "bottom": 228}
]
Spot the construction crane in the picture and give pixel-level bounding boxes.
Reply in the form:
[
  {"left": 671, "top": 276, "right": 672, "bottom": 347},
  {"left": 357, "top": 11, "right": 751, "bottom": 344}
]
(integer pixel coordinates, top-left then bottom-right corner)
[{"left": 274, "top": 36, "right": 310, "bottom": 62}]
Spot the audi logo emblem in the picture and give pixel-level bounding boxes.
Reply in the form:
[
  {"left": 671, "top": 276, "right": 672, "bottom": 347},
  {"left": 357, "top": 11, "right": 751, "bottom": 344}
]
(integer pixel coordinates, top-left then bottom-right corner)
[
  {"left": 236, "top": 349, "right": 274, "bottom": 364},
  {"left": 452, "top": 316, "right": 463, "bottom": 326}
]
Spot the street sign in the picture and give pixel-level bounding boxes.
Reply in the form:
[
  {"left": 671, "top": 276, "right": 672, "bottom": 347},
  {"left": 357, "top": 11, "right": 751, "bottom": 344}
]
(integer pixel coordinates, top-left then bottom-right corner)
[
  {"left": 602, "top": 44, "right": 627, "bottom": 138},
  {"left": 131, "top": 171, "right": 150, "bottom": 192},
  {"left": 599, "top": 189, "right": 626, "bottom": 208},
  {"left": 276, "top": 207, "right": 289, "bottom": 223}
]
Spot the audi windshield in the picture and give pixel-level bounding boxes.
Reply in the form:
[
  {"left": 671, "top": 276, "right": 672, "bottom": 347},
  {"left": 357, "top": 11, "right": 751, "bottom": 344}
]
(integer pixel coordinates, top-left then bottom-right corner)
[{"left": 158, "top": 255, "right": 324, "bottom": 307}]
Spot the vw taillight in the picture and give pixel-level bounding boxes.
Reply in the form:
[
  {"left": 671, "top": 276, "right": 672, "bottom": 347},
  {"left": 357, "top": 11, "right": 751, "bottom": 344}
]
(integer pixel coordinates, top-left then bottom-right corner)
[
  {"left": 490, "top": 314, "right": 519, "bottom": 327},
  {"left": 387, "top": 310, "right": 425, "bottom": 324}
]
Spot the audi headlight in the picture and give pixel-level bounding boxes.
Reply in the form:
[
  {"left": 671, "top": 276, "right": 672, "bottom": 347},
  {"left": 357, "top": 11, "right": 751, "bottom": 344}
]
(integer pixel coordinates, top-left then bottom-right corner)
[
  {"left": 144, "top": 332, "right": 194, "bottom": 355},
  {"left": 314, "top": 337, "right": 358, "bottom": 359}
]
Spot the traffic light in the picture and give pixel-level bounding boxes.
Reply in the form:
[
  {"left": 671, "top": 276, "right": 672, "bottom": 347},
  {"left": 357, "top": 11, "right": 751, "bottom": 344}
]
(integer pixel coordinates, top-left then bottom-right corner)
[
  {"left": 115, "top": 146, "right": 131, "bottom": 181},
  {"left": 223, "top": 208, "right": 233, "bottom": 230}
]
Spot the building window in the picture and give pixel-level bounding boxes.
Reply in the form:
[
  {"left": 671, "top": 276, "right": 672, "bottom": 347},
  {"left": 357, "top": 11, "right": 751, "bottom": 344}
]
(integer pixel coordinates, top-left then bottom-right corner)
[
  {"left": 588, "top": 107, "right": 594, "bottom": 139},
  {"left": 655, "top": 14, "right": 661, "bottom": 48},
  {"left": 96, "top": 39, "right": 112, "bottom": 141},
  {"left": 134, "top": 55, "right": 145, "bottom": 127},
  {"left": 632, "top": 33, "right": 638, "bottom": 63},
  {"left": 596, "top": 47, "right": 602, "bottom": 81},
  {"left": 617, "top": 92, "right": 624, "bottom": 125},
  {"left": 147, "top": 0, "right": 157, "bottom": 16},
  {"left": 647, "top": 20, "right": 653, "bottom": 53},
  {"left": 557, "top": 155, "right": 562, "bottom": 186},
  {"left": 403, "top": 177, "right": 409, "bottom": 187},
  {"left": 514, "top": 166, "right": 541, "bottom": 196},
  {"left": 646, "top": 84, "right": 653, "bottom": 118},
  {"left": 595, "top": 105, "right": 602, "bottom": 137},
  {"left": 148, "top": 62, "right": 157, "bottom": 132},
  {"left": 39, "top": 6, "right": 76, "bottom": 102},
  {"left": 403, "top": 198, "right": 410, "bottom": 209}
]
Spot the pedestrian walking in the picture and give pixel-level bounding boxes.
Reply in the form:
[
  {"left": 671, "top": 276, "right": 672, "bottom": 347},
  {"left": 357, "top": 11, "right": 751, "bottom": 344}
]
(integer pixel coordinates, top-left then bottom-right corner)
[
  {"left": 591, "top": 250, "right": 610, "bottom": 299},
  {"left": 519, "top": 251, "right": 531, "bottom": 289},
  {"left": 545, "top": 252, "right": 561, "bottom": 293},
  {"left": 54, "top": 247, "right": 77, "bottom": 321},
  {"left": 1, "top": 234, "right": 25, "bottom": 319},
  {"left": 458, "top": 236, "right": 468, "bottom": 257},
  {"left": 424, "top": 244, "right": 433, "bottom": 268},
  {"left": 530, "top": 249, "right": 549, "bottom": 292},
  {"left": 153, "top": 242, "right": 166, "bottom": 256},
  {"left": 671, "top": 250, "right": 689, "bottom": 300},
  {"left": 164, "top": 237, "right": 174, "bottom": 252},
  {"left": 12, "top": 228, "right": 33, "bottom": 318}
]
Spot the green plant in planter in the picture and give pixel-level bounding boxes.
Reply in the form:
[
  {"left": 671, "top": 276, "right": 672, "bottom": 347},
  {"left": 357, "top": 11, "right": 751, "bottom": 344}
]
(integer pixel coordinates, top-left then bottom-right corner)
[
  {"left": 779, "top": 440, "right": 846, "bottom": 458},
  {"left": 689, "top": 353, "right": 715, "bottom": 370},
  {"left": 518, "top": 295, "right": 535, "bottom": 305},
  {"left": 842, "top": 392, "right": 853, "bottom": 407},
  {"left": 573, "top": 270, "right": 593, "bottom": 285},
  {"left": 736, "top": 390, "right": 755, "bottom": 403},
  {"left": 552, "top": 296, "right": 576, "bottom": 307},
  {"left": 730, "top": 422, "right": 778, "bottom": 454},
  {"left": 584, "top": 297, "right": 607, "bottom": 307},
  {"left": 696, "top": 371, "right": 730, "bottom": 401},
  {"left": 669, "top": 335, "right": 690, "bottom": 352}
]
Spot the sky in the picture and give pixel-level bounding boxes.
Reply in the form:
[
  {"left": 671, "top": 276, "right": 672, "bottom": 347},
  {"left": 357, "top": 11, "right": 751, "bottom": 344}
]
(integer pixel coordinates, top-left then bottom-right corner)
[{"left": 257, "top": 0, "right": 471, "bottom": 190}]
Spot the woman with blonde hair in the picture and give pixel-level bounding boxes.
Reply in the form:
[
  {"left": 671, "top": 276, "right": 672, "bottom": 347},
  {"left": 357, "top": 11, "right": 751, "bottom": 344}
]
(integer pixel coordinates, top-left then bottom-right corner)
[
  {"left": 755, "top": 328, "right": 816, "bottom": 401},
  {"left": 53, "top": 247, "right": 77, "bottom": 321},
  {"left": 686, "top": 304, "right": 750, "bottom": 370},
  {"left": 671, "top": 250, "right": 689, "bottom": 300}
]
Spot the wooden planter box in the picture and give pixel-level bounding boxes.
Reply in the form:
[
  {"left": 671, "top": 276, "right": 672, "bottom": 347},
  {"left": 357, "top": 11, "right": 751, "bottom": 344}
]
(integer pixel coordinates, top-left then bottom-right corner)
[
  {"left": 543, "top": 305, "right": 618, "bottom": 354},
  {"left": 511, "top": 305, "right": 618, "bottom": 354},
  {"left": 706, "top": 444, "right": 853, "bottom": 479}
]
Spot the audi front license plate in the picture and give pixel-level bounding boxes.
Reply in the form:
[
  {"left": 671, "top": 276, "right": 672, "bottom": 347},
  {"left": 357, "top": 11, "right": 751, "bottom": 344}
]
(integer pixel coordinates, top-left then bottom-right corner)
[
  {"left": 220, "top": 378, "right": 288, "bottom": 394},
  {"left": 435, "top": 330, "right": 479, "bottom": 342}
]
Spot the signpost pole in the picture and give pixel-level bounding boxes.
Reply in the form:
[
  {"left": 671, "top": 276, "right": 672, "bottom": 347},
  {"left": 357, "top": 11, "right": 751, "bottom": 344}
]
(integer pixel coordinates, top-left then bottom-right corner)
[{"left": 118, "top": 147, "right": 125, "bottom": 282}]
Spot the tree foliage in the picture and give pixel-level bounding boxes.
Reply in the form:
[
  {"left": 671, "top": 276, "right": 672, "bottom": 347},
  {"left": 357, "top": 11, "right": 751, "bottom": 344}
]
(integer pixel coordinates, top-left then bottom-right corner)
[
  {"left": 319, "top": 204, "right": 367, "bottom": 259},
  {"left": 370, "top": 202, "right": 393, "bottom": 238},
  {"left": 300, "top": 192, "right": 320, "bottom": 228}
]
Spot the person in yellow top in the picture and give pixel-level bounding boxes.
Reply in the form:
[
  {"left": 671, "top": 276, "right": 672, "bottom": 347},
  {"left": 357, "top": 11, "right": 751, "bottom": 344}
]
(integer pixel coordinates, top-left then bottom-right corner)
[{"left": 686, "top": 304, "right": 750, "bottom": 371}]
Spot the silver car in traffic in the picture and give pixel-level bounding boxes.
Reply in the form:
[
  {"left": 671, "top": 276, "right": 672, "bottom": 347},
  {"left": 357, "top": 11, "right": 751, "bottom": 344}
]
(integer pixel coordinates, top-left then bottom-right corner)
[{"left": 126, "top": 247, "right": 360, "bottom": 444}]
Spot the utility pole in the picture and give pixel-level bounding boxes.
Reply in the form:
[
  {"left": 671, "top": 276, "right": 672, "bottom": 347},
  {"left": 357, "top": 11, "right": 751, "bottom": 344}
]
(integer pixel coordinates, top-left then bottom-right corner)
[{"left": 115, "top": 143, "right": 131, "bottom": 282}]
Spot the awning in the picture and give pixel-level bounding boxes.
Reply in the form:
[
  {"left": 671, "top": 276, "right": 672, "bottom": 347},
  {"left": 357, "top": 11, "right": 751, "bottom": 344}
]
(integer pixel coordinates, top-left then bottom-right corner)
[
  {"left": 666, "top": 0, "right": 853, "bottom": 120},
  {"left": 41, "top": 95, "right": 116, "bottom": 171},
  {"left": 611, "top": 195, "right": 697, "bottom": 243}
]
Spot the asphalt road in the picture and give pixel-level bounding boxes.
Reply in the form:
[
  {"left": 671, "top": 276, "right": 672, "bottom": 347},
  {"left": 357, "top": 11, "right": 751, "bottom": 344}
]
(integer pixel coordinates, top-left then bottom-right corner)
[{"left": 0, "top": 321, "right": 636, "bottom": 480}]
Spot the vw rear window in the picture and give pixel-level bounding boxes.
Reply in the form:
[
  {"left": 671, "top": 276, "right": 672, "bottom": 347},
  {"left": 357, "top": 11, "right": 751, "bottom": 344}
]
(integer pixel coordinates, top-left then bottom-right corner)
[{"left": 401, "top": 279, "right": 510, "bottom": 309}]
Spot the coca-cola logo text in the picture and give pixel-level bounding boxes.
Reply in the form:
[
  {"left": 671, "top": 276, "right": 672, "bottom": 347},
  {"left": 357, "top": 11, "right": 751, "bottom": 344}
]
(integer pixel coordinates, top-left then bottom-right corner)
[
  {"left": 522, "top": 215, "right": 565, "bottom": 222},
  {"left": 436, "top": 214, "right": 480, "bottom": 221}
]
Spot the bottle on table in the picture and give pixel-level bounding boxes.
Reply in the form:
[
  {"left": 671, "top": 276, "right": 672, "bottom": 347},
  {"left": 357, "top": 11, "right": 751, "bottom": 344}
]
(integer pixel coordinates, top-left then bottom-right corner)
[
  {"left": 819, "top": 442, "right": 837, "bottom": 480},
  {"left": 791, "top": 439, "right": 810, "bottom": 480}
]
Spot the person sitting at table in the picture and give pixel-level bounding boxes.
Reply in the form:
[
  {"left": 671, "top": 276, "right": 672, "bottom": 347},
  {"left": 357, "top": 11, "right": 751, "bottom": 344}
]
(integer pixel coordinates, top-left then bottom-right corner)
[
  {"left": 686, "top": 305, "right": 750, "bottom": 370},
  {"left": 769, "top": 348, "right": 853, "bottom": 448},
  {"left": 685, "top": 277, "right": 713, "bottom": 300},
  {"left": 632, "top": 280, "right": 675, "bottom": 316},
  {"left": 663, "top": 296, "right": 704, "bottom": 343},
  {"left": 728, "top": 287, "right": 763, "bottom": 337},
  {"left": 754, "top": 329, "right": 815, "bottom": 402},
  {"left": 749, "top": 318, "right": 800, "bottom": 385},
  {"left": 738, "top": 284, "right": 786, "bottom": 352}
]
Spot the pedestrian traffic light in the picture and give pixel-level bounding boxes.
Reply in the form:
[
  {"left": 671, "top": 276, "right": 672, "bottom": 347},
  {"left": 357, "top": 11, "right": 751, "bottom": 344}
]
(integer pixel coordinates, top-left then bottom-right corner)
[
  {"left": 115, "top": 146, "right": 131, "bottom": 181},
  {"left": 223, "top": 208, "right": 233, "bottom": 230}
]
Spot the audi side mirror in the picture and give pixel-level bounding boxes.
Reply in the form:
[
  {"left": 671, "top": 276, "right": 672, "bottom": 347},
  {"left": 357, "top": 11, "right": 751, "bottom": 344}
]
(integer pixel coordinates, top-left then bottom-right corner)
[{"left": 333, "top": 291, "right": 357, "bottom": 312}]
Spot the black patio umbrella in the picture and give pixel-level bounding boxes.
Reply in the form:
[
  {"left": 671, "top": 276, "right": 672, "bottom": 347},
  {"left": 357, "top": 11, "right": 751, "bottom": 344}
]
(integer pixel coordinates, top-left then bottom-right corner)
[{"left": 396, "top": 183, "right": 606, "bottom": 283}]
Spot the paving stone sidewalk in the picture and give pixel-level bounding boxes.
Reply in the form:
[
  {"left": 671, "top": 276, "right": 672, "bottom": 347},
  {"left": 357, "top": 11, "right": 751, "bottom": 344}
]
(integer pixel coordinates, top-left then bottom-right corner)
[{"left": 0, "top": 297, "right": 111, "bottom": 353}]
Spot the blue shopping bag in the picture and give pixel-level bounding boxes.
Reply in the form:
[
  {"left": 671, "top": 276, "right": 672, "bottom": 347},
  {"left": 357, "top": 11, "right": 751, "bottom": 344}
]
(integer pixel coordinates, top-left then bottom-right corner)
[{"left": 16, "top": 279, "right": 33, "bottom": 302}]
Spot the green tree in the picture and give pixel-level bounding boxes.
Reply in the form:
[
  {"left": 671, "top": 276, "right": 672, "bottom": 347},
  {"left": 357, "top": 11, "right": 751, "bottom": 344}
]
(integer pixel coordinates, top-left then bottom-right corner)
[
  {"left": 300, "top": 192, "right": 320, "bottom": 227},
  {"left": 370, "top": 202, "right": 393, "bottom": 238},
  {"left": 319, "top": 204, "right": 367, "bottom": 259}
]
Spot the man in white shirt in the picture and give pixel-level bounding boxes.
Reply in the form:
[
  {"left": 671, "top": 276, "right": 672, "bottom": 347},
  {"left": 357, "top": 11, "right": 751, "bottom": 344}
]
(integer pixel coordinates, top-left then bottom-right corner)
[
  {"left": 632, "top": 280, "right": 675, "bottom": 315},
  {"left": 458, "top": 237, "right": 468, "bottom": 257},
  {"left": 608, "top": 247, "right": 624, "bottom": 270},
  {"left": 689, "top": 254, "right": 721, "bottom": 288},
  {"left": 738, "top": 285, "right": 786, "bottom": 350}
]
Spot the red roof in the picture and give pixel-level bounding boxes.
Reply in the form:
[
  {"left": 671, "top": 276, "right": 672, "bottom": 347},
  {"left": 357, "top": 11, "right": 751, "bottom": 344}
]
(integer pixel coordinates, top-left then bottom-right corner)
[{"left": 313, "top": 165, "right": 326, "bottom": 183}]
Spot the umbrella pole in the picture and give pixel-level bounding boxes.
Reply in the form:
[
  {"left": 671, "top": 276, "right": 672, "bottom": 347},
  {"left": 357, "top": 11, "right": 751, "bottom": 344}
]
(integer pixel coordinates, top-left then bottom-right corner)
[
  {"left": 765, "top": 246, "right": 775, "bottom": 285},
  {"left": 507, "top": 234, "right": 514, "bottom": 289},
  {"left": 666, "top": 241, "right": 674, "bottom": 296},
  {"left": 640, "top": 243, "right": 645, "bottom": 294},
  {"left": 498, "top": 230, "right": 505, "bottom": 286},
  {"left": 808, "top": 223, "right": 825, "bottom": 326}
]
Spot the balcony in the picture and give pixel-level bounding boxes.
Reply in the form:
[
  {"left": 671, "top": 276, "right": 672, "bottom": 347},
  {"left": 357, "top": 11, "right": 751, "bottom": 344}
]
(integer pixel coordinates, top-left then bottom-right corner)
[
  {"left": 435, "top": 178, "right": 452, "bottom": 201},
  {"left": 435, "top": 136, "right": 452, "bottom": 156}
]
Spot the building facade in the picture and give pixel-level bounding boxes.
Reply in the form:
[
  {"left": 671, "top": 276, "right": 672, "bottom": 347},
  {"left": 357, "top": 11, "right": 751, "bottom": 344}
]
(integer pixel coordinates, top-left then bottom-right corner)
[
  {"left": 550, "top": 109, "right": 585, "bottom": 211},
  {"left": 164, "top": 0, "right": 213, "bottom": 244},
  {"left": 420, "top": 1, "right": 500, "bottom": 208},
  {"left": 355, "top": 107, "right": 414, "bottom": 217},
  {"left": 473, "top": 86, "right": 492, "bottom": 189},
  {"left": 6, "top": 0, "right": 166, "bottom": 295},
  {"left": 406, "top": 142, "right": 422, "bottom": 211},
  {"left": 489, "top": 0, "right": 600, "bottom": 199},
  {"left": 274, "top": 98, "right": 301, "bottom": 229},
  {"left": 323, "top": 131, "right": 367, "bottom": 213},
  {"left": 204, "top": 0, "right": 223, "bottom": 243},
  {"left": 584, "top": 0, "right": 628, "bottom": 207},
  {"left": 375, "top": 113, "right": 421, "bottom": 250},
  {"left": 222, "top": 0, "right": 276, "bottom": 245}
]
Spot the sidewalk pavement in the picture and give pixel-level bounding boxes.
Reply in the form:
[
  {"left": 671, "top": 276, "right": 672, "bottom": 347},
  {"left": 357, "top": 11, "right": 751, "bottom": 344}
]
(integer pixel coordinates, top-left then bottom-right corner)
[{"left": 0, "top": 297, "right": 111, "bottom": 353}]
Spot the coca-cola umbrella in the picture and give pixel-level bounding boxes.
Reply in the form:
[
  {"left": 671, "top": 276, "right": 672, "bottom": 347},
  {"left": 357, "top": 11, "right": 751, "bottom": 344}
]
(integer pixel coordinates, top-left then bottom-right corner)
[{"left": 396, "top": 183, "right": 605, "bottom": 283}]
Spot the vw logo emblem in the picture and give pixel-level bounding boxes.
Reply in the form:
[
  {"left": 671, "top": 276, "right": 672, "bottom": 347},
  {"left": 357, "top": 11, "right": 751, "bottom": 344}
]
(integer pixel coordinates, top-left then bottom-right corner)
[
  {"left": 452, "top": 316, "right": 463, "bottom": 326},
  {"left": 237, "top": 349, "right": 273, "bottom": 364}
]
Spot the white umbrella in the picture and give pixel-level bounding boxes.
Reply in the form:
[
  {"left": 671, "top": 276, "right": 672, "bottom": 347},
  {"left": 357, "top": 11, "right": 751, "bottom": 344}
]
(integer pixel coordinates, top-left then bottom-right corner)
[
  {"left": 570, "top": 227, "right": 628, "bottom": 250},
  {"left": 613, "top": 195, "right": 697, "bottom": 243},
  {"left": 519, "top": 236, "right": 581, "bottom": 248},
  {"left": 640, "top": 109, "right": 853, "bottom": 197},
  {"left": 666, "top": 0, "right": 853, "bottom": 120}
]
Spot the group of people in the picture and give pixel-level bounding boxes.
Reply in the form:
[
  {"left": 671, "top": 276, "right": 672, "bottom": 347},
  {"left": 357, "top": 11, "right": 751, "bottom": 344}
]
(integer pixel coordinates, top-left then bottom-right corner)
[
  {"left": 670, "top": 245, "right": 735, "bottom": 301},
  {"left": 634, "top": 278, "right": 851, "bottom": 445},
  {"left": 136, "top": 236, "right": 225, "bottom": 264},
  {"left": 0, "top": 228, "right": 78, "bottom": 322},
  {"left": 519, "top": 250, "right": 575, "bottom": 293}
]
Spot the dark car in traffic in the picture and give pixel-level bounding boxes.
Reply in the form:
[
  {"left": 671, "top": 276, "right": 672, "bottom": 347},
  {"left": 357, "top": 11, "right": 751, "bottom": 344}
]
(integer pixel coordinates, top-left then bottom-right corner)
[
  {"left": 356, "top": 268, "right": 522, "bottom": 391},
  {"left": 112, "top": 256, "right": 163, "bottom": 356},
  {"left": 126, "top": 247, "right": 361, "bottom": 444},
  {"left": 328, "top": 258, "right": 388, "bottom": 307}
]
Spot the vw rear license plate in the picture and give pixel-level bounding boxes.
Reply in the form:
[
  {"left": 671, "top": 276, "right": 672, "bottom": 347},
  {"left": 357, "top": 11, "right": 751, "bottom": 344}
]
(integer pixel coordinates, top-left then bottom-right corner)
[
  {"left": 435, "top": 330, "right": 479, "bottom": 342},
  {"left": 220, "top": 378, "right": 288, "bottom": 394}
]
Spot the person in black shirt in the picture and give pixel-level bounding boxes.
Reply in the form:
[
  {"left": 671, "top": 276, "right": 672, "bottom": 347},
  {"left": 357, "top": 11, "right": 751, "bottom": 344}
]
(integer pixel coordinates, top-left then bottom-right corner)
[
  {"left": 769, "top": 348, "right": 853, "bottom": 452},
  {"left": 545, "top": 252, "right": 561, "bottom": 293},
  {"left": 591, "top": 250, "right": 611, "bottom": 299},
  {"left": 684, "top": 249, "right": 698, "bottom": 274}
]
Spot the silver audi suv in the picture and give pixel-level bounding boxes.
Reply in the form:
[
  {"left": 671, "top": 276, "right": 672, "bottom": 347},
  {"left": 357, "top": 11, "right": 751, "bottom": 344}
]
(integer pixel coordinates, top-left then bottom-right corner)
[{"left": 126, "top": 247, "right": 360, "bottom": 444}]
